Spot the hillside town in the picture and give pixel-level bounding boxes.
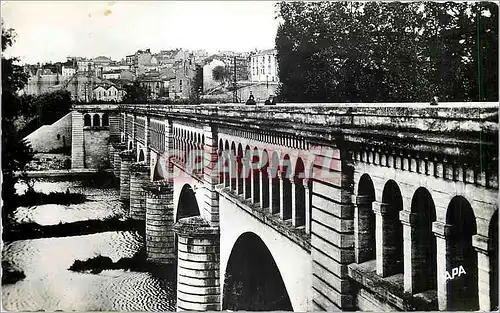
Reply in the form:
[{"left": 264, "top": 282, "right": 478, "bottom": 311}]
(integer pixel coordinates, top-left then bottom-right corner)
[{"left": 22, "top": 48, "right": 280, "bottom": 103}]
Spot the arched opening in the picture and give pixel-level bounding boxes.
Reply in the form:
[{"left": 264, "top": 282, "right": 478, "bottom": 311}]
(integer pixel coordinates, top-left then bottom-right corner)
[
  {"left": 93, "top": 114, "right": 101, "bottom": 127},
  {"left": 138, "top": 149, "right": 145, "bottom": 162},
  {"left": 224, "top": 141, "right": 231, "bottom": 188},
  {"left": 176, "top": 184, "right": 201, "bottom": 222},
  {"left": 380, "top": 180, "right": 403, "bottom": 276},
  {"left": 102, "top": 113, "right": 109, "bottom": 127},
  {"left": 230, "top": 142, "right": 237, "bottom": 191},
  {"left": 128, "top": 141, "right": 133, "bottom": 151},
  {"left": 293, "top": 158, "right": 306, "bottom": 227},
  {"left": 281, "top": 155, "right": 292, "bottom": 220},
  {"left": 445, "top": 196, "right": 478, "bottom": 311},
  {"left": 218, "top": 139, "right": 224, "bottom": 185},
  {"left": 356, "top": 174, "right": 376, "bottom": 263},
  {"left": 410, "top": 187, "right": 437, "bottom": 293},
  {"left": 489, "top": 210, "right": 498, "bottom": 310},
  {"left": 261, "top": 150, "right": 270, "bottom": 209},
  {"left": 237, "top": 144, "right": 244, "bottom": 195},
  {"left": 269, "top": 151, "right": 280, "bottom": 214},
  {"left": 243, "top": 145, "right": 251, "bottom": 199},
  {"left": 251, "top": 147, "right": 261, "bottom": 203},
  {"left": 223, "top": 232, "right": 293, "bottom": 311},
  {"left": 152, "top": 155, "right": 165, "bottom": 181},
  {"left": 84, "top": 114, "right": 91, "bottom": 127}
]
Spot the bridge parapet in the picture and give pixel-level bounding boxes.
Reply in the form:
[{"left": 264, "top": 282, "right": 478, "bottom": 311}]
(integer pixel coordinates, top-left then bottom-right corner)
[
  {"left": 113, "top": 102, "right": 497, "bottom": 160},
  {"left": 114, "top": 102, "right": 497, "bottom": 132}
]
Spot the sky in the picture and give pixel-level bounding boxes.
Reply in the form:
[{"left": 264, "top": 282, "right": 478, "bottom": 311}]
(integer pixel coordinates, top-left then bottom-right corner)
[{"left": 1, "top": 1, "right": 280, "bottom": 64}]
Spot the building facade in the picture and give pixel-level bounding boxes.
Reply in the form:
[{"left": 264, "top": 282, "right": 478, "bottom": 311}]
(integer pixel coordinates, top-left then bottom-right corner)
[
  {"left": 250, "top": 49, "right": 278, "bottom": 83},
  {"left": 92, "top": 84, "right": 126, "bottom": 102}
]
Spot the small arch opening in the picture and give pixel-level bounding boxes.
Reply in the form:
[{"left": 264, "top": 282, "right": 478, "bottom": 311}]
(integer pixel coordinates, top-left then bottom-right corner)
[
  {"left": 93, "top": 114, "right": 101, "bottom": 127},
  {"left": 84, "top": 114, "right": 91, "bottom": 127},
  {"left": 269, "top": 151, "right": 280, "bottom": 214},
  {"left": 243, "top": 145, "right": 252, "bottom": 199},
  {"left": 410, "top": 187, "right": 437, "bottom": 293},
  {"left": 281, "top": 155, "right": 292, "bottom": 220},
  {"left": 261, "top": 150, "right": 270, "bottom": 209},
  {"left": 293, "top": 158, "right": 306, "bottom": 227},
  {"left": 251, "top": 147, "right": 261, "bottom": 203},
  {"left": 380, "top": 179, "right": 403, "bottom": 276},
  {"left": 177, "top": 184, "right": 201, "bottom": 222},
  {"left": 102, "top": 113, "right": 109, "bottom": 127},
  {"left": 138, "top": 149, "right": 145, "bottom": 162},
  {"left": 237, "top": 144, "right": 244, "bottom": 195},
  {"left": 356, "top": 174, "right": 376, "bottom": 263}
]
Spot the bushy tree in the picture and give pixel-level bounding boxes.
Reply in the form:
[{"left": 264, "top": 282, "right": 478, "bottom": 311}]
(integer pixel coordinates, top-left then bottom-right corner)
[
  {"left": 212, "top": 65, "right": 230, "bottom": 82},
  {"left": 2, "top": 25, "right": 34, "bottom": 215},
  {"left": 33, "top": 90, "right": 72, "bottom": 125},
  {"left": 275, "top": 1, "right": 498, "bottom": 102},
  {"left": 122, "top": 81, "right": 149, "bottom": 103}
]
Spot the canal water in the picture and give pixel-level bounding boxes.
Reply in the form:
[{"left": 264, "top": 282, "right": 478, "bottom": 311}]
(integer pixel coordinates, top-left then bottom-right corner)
[{"left": 2, "top": 178, "right": 176, "bottom": 311}]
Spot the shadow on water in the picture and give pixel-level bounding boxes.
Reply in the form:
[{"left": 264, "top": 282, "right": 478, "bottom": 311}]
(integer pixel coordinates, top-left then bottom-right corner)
[
  {"left": 3, "top": 217, "right": 145, "bottom": 242},
  {"left": 2, "top": 260, "right": 26, "bottom": 285},
  {"left": 68, "top": 247, "right": 177, "bottom": 281}
]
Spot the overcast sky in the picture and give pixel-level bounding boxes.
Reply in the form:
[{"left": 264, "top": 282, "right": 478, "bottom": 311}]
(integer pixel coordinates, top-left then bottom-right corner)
[{"left": 1, "top": 1, "right": 280, "bottom": 64}]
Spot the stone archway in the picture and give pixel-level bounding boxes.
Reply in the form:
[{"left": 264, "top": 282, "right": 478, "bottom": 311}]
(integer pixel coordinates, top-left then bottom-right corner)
[
  {"left": 176, "top": 184, "right": 201, "bottom": 222},
  {"left": 409, "top": 187, "right": 437, "bottom": 293},
  {"left": 222, "top": 232, "right": 293, "bottom": 311},
  {"left": 355, "top": 173, "right": 376, "bottom": 263},
  {"left": 445, "top": 196, "right": 478, "bottom": 311},
  {"left": 138, "top": 149, "right": 145, "bottom": 162}
]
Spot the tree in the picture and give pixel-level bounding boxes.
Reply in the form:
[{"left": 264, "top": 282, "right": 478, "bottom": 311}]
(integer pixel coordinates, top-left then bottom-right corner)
[
  {"left": 275, "top": 1, "right": 498, "bottom": 102},
  {"left": 212, "top": 65, "right": 230, "bottom": 82},
  {"left": 34, "top": 90, "right": 72, "bottom": 125},
  {"left": 2, "top": 25, "right": 34, "bottom": 216},
  {"left": 121, "top": 81, "right": 149, "bottom": 103}
]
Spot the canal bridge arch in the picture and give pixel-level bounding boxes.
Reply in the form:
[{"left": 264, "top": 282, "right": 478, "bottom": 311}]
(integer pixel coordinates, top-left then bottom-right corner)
[{"left": 219, "top": 193, "right": 312, "bottom": 312}]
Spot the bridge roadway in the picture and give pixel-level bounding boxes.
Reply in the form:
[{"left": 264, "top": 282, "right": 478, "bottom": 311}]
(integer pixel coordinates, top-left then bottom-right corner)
[{"left": 70, "top": 102, "right": 498, "bottom": 311}]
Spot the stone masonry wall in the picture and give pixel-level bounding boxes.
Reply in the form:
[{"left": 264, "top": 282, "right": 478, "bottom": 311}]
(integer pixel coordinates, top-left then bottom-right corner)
[
  {"left": 25, "top": 112, "right": 72, "bottom": 152},
  {"left": 84, "top": 129, "right": 110, "bottom": 169}
]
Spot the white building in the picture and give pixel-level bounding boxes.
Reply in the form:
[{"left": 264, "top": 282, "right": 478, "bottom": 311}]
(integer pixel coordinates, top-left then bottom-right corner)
[
  {"left": 93, "top": 85, "right": 125, "bottom": 102},
  {"left": 102, "top": 64, "right": 131, "bottom": 72},
  {"left": 102, "top": 70, "right": 121, "bottom": 80},
  {"left": 62, "top": 66, "right": 76, "bottom": 78},
  {"left": 250, "top": 49, "right": 278, "bottom": 83},
  {"left": 77, "top": 59, "right": 94, "bottom": 72}
]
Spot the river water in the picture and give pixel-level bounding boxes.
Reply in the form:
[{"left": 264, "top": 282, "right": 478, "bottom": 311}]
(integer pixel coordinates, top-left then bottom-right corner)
[{"left": 2, "top": 179, "right": 176, "bottom": 311}]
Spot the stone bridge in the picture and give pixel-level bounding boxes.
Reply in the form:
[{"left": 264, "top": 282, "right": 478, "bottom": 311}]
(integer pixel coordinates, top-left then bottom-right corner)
[{"left": 70, "top": 103, "right": 498, "bottom": 311}]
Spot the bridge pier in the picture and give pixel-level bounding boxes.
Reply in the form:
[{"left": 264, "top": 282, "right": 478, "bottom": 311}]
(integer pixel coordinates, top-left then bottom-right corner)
[
  {"left": 373, "top": 201, "right": 400, "bottom": 277},
  {"left": 174, "top": 216, "right": 220, "bottom": 311},
  {"left": 145, "top": 182, "right": 175, "bottom": 264},
  {"left": 108, "top": 143, "right": 115, "bottom": 170},
  {"left": 129, "top": 162, "right": 150, "bottom": 220},
  {"left": 119, "top": 150, "right": 134, "bottom": 203},
  {"left": 112, "top": 142, "right": 125, "bottom": 180},
  {"left": 473, "top": 235, "right": 493, "bottom": 312},
  {"left": 71, "top": 111, "right": 84, "bottom": 169},
  {"left": 433, "top": 222, "right": 452, "bottom": 311}
]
